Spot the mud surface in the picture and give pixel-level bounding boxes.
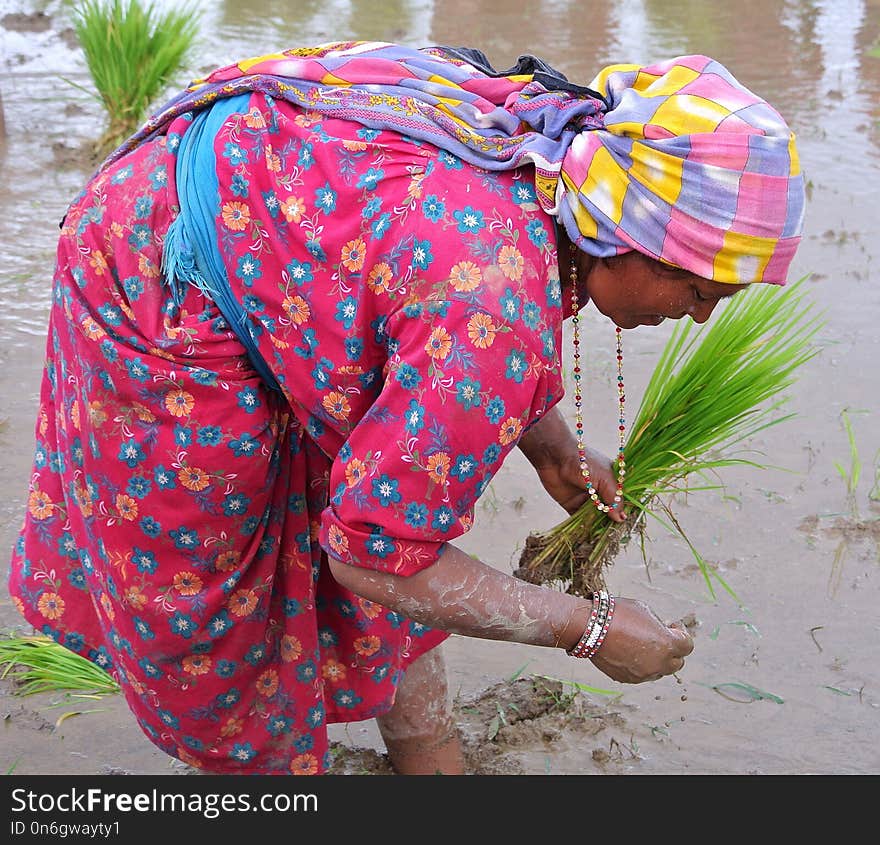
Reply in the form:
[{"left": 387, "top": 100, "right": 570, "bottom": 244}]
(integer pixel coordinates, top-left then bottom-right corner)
[{"left": 1, "top": 0, "right": 879, "bottom": 776}]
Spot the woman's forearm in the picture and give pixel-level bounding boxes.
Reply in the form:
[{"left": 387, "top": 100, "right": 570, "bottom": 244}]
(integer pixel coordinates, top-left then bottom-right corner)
[
  {"left": 328, "top": 543, "right": 592, "bottom": 651},
  {"left": 517, "top": 404, "right": 576, "bottom": 470}
]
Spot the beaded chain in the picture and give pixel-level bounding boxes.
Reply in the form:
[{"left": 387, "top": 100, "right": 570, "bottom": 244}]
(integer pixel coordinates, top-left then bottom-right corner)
[{"left": 569, "top": 248, "right": 626, "bottom": 513}]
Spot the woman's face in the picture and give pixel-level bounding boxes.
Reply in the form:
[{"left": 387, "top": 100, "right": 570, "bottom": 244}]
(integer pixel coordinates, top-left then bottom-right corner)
[{"left": 581, "top": 251, "right": 748, "bottom": 329}]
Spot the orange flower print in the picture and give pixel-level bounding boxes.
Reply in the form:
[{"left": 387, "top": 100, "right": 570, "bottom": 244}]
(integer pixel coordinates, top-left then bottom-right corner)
[
  {"left": 74, "top": 484, "right": 93, "bottom": 517},
  {"left": 110, "top": 221, "right": 124, "bottom": 239},
  {"left": 124, "top": 585, "right": 147, "bottom": 610},
  {"left": 244, "top": 107, "right": 267, "bottom": 129},
  {"left": 341, "top": 237, "right": 366, "bottom": 272},
  {"left": 228, "top": 588, "right": 258, "bottom": 617},
  {"left": 173, "top": 571, "right": 203, "bottom": 595},
  {"left": 358, "top": 598, "right": 382, "bottom": 620},
  {"left": 353, "top": 635, "right": 381, "bottom": 657},
  {"left": 221, "top": 201, "right": 251, "bottom": 232},
  {"left": 281, "top": 195, "right": 306, "bottom": 223},
  {"left": 139, "top": 253, "right": 159, "bottom": 278},
  {"left": 220, "top": 716, "right": 244, "bottom": 738},
  {"left": 344, "top": 458, "right": 367, "bottom": 488},
  {"left": 498, "top": 244, "right": 524, "bottom": 281},
  {"left": 290, "top": 754, "right": 319, "bottom": 775},
  {"left": 281, "top": 634, "right": 303, "bottom": 663},
  {"left": 322, "top": 659, "right": 347, "bottom": 683},
  {"left": 449, "top": 260, "right": 482, "bottom": 292},
  {"left": 425, "top": 326, "right": 453, "bottom": 360},
  {"left": 99, "top": 592, "right": 116, "bottom": 621},
  {"left": 283, "top": 294, "right": 310, "bottom": 324},
  {"left": 115, "top": 494, "right": 138, "bottom": 521},
  {"left": 89, "top": 250, "right": 108, "bottom": 275},
  {"left": 327, "top": 524, "right": 349, "bottom": 557},
  {"left": 133, "top": 402, "right": 156, "bottom": 423},
  {"left": 342, "top": 139, "right": 368, "bottom": 151},
  {"left": 89, "top": 400, "right": 107, "bottom": 426},
  {"left": 182, "top": 655, "right": 212, "bottom": 675},
  {"left": 165, "top": 388, "right": 195, "bottom": 417},
  {"left": 177, "top": 750, "right": 203, "bottom": 770},
  {"left": 37, "top": 592, "right": 65, "bottom": 620},
  {"left": 12, "top": 596, "right": 25, "bottom": 615},
  {"left": 499, "top": 416, "right": 523, "bottom": 446},
  {"left": 322, "top": 391, "right": 351, "bottom": 421},
  {"left": 179, "top": 466, "right": 210, "bottom": 492},
  {"left": 28, "top": 490, "right": 54, "bottom": 520},
  {"left": 294, "top": 110, "right": 322, "bottom": 127},
  {"left": 256, "top": 669, "right": 279, "bottom": 697},
  {"left": 467, "top": 312, "right": 497, "bottom": 349},
  {"left": 70, "top": 400, "right": 81, "bottom": 430},
  {"left": 426, "top": 452, "right": 451, "bottom": 484},
  {"left": 81, "top": 316, "right": 106, "bottom": 341},
  {"left": 366, "top": 262, "right": 393, "bottom": 294},
  {"left": 265, "top": 144, "right": 281, "bottom": 172},
  {"left": 215, "top": 549, "right": 241, "bottom": 572}
]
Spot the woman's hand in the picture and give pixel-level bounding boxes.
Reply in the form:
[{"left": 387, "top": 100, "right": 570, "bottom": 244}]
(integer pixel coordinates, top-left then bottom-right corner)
[
  {"left": 518, "top": 406, "right": 626, "bottom": 522},
  {"left": 588, "top": 598, "right": 694, "bottom": 683}
]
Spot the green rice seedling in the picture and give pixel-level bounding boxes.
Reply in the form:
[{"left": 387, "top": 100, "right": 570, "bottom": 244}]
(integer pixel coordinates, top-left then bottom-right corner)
[
  {"left": 68, "top": 0, "right": 200, "bottom": 154},
  {"left": 0, "top": 634, "right": 119, "bottom": 700},
  {"left": 515, "top": 276, "right": 823, "bottom": 598},
  {"left": 834, "top": 408, "right": 862, "bottom": 516}
]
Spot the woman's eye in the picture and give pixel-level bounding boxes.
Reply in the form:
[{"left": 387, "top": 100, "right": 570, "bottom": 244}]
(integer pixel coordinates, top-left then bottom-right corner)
[{"left": 693, "top": 288, "right": 709, "bottom": 302}]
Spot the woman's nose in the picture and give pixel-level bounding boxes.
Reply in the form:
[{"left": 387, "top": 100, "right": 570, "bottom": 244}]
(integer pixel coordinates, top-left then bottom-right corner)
[{"left": 690, "top": 299, "right": 719, "bottom": 324}]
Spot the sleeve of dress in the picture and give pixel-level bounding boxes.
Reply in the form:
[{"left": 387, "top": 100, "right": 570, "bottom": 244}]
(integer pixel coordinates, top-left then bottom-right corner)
[{"left": 318, "top": 297, "right": 563, "bottom": 576}]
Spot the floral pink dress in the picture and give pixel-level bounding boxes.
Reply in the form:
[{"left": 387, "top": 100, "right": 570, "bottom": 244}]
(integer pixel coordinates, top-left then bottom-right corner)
[{"left": 8, "top": 92, "right": 564, "bottom": 773}]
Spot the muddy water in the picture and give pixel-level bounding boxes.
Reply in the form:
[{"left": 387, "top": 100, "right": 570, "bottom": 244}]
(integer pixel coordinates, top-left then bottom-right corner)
[{"left": 1, "top": 0, "right": 879, "bottom": 775}]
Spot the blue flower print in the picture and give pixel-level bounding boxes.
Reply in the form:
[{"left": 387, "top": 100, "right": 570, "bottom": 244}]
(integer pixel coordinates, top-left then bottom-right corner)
[
  {"left": 286, "top": 257, "right": 314, "bottom": 285},
  {"left": 236, "top": 386, "right": 262, "bottom": 414},
  {"left": 132, "top": 547, "right": 157, "bottom": 574},
  {"left": 236, "top": 252, "right": 262, "bottom": 286},
  {"left": 526, "top": 218, "right": 548, "bottom": 247},
  {"left": 412, "top": 238, "right": 433, "bottom": 270},
  {"left": 431, "top": 506, "right": 456, "bottom": 532},
  {"left": 404, "top": 399, "right": 425, "bottom": 434},
  {"left": 133, "top": 195, "right": 153, "bottom": 219},
  {"left": 421, "top": 194, "right": 445, "bottom": 222},
  {"left": 125, "top": 357, "right": 150, "bottom": 382},
  {"left": 438, "top": 150, "right": 463, "bottom": 170},
  {"left": 522, "top": 299, "right": 541, "bottom": 329},
  {"left": 315, "top": 182, "right": 337, "bottom": 213},
  {"left": 509, "top": 181, "right": 537, "bottom": 204},
  {"left": 455, "top": 377, "right": 481, "bottom": 410},
  {"left": 371, "top": 474, "right": 402, "bottom": 507},
  {"left": 154, "top": 465, "right": 176, "bottom": 489},
  {"left": 404, "top": 502, "right": 429, "bottom": 528},
  {"left": 485, "top": 395, "right": 506, "bottom": 424},
  {"left": 118, "top": 439, "right": 145, "bottom": 468},
  {"left": 450, "top": 454, "right": 478, "bottom": 482},
  {"left": 222, "top": 141, "right": 248, "bottom": 166},
  {"left": 122, "top": 275, "right": 144, "bottom": 300},
  {"left": 500, "top": 287, "right": 521, "bottom": 321},
  {"left": 453, "top": 205, "right": 485, "bottom": 234},
  {"left": 228, "top": 433, "right": 258, "bottom": 457},
  {"left": 345, "top": 336, "right": 363, "bottom": 361},
  {"left": 371, "top": 212, "right": 391, "bottom": 240},
  {"left": 357, "top": 167, "right": 385, "bottom": 190},
  {"left": 396, "top": 362, "right": 422, "bottom": 390},
  {"left": 230, "top": 173, "right": 249, "bottom": 197},
  {"left": 335, "top": 296, "right": 357, "bottom": 329},
  {"left": 126, "top": 475, "right": 152, "bottom": 499},
  {"left": 362, "top": 196, "right": 382, "bottom": 219},
  {"left": 505, "top": 349, "right": 527, "bottom": 383}
]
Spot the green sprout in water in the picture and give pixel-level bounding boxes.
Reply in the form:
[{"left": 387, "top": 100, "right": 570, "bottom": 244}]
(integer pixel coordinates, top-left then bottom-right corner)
[{"left": 68, "top": 0, "right": 201, "bottom": 155}]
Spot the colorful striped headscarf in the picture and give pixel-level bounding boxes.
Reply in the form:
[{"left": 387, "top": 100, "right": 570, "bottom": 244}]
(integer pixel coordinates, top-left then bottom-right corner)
[{"left": 108, "top": 41, "right": 803, "bottom": 285}]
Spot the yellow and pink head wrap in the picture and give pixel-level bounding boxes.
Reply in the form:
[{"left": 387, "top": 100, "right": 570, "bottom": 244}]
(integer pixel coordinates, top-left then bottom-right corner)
[{"left": 110, "top": 41, "right": 804, "bottom": 285}]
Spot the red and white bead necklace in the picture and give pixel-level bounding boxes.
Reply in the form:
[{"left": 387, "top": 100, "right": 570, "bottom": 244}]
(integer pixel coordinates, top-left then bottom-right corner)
[{"left": 568, "top": 246, "right": 626, "bottom": 513}]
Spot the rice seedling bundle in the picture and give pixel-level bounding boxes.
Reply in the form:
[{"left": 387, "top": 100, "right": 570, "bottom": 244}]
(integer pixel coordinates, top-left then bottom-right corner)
[
  {"left": 0, "top": 634, "right": 119, "bottom": 699},
  {"left": 514, "top": 277, "right": 822, "bottom": 598},
  {"left": 70, "top": 0, "right": 200, "bottom": 154}
]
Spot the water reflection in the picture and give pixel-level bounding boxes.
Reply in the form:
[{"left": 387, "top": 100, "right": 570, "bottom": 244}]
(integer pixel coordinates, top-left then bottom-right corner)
[{"left": 1, "top": 0, "right": 879, "bottom": 350}]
